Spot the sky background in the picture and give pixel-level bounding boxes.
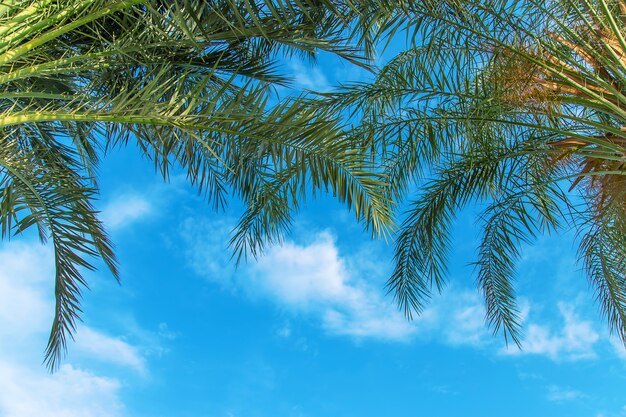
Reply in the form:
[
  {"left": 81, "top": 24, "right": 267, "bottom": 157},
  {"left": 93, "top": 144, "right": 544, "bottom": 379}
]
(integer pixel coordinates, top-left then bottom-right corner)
[{"left": 0, "top": 40, "right": 625, "bottom": 417}]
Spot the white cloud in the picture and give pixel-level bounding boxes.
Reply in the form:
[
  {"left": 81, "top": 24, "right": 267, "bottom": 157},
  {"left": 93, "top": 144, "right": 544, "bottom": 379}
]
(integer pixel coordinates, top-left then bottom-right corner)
[
  {"left": 249, "top": 232, "right": 416, "bottom": 340},
  {"left": 445, "top": 304, "right": 485, "bottom": 345},
  {"left": 610, "top": 337, "right": 626, "bottom": 361},
  {"left": 181, "top": 218, "right": 616, "bottom": 356},
  {"left": 0, "top": 362, "right": 123, "bottom": 417},
  {"left": 0, "top": 241, "right": 147, "bottom": 416},
  {"left": 181, "top": 219, "right": 498, "bottom": 346},
  {"left": 288, "top": 61, "right": 330, "bottom": 91},
  {"left": 182, "top": 218, "right": 420, "bottom": 340},
  {"left": 438, "top": 291, "right": 490, "bottom": 347},
  {"left": 0, "top": 243, "right": 54, "bottom": 344},
  {"left": 251, "top": 233, "right": 347, "bottom": 306},
  {"left": 101, "top": 193, "right": 152, "bottom": 230},
  {"left": 277, "top": 324, "right": 292, "bottom": 339},
  {"left": 74, "top": 326, "right": 146, "bottom": 374},
  {"left": 179, "top": 217, "right": 236, "bottom": 286},
  {"left": 546, "top": 384, "right": 586, "bottom": 402},
  {"left": 157, "top": 322, "right": 178, "bottom": 341},
  {"left": 503, "top": 302, "right": 599, "bottom": 361}
]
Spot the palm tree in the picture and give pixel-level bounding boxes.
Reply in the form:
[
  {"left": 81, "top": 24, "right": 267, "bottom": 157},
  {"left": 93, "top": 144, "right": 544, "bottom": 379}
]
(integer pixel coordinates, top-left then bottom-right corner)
[
  {"left": 0, "top": 0, "right": 397, "bottom": 370},
  {"left": 322, "top": 0, "right": 626, "bottom": 346}
]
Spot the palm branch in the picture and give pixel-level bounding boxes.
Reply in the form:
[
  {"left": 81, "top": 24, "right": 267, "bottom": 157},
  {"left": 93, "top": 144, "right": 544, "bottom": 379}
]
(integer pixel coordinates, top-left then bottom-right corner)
[{"left": 0, "top": 0, "right": 398, "bottom": 370}]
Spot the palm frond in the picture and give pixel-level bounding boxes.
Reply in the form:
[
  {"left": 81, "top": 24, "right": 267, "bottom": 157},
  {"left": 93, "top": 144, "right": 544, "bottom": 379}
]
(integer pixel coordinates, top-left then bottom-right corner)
[
  {"left": 0, "top": 0, "right": 402, "bottom": 370},
  {"left": 0, "top": 135, "right": 117, "bottom": 370}
]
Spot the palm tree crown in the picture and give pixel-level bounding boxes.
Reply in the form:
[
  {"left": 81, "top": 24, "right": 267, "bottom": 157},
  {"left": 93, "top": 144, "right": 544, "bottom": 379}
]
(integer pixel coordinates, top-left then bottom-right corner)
[{"left": 322, "top": 0, "right": 626, "bottom": 346}]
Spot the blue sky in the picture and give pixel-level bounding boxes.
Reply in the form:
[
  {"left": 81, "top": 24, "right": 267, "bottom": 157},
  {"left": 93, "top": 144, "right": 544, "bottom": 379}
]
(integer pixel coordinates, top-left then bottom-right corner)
[{"left": 0, "top": 45, "right": 625, "bottom": 417}]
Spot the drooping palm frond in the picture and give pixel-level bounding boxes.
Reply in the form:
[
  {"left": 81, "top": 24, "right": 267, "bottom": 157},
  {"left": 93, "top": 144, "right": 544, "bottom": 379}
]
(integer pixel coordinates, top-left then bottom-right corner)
[
  {"left": 0, "top": 0, "right": 401, "bottom": 370},
  {"left": 0, "top": 133, "right": 117, "bottom": 370},
  {"left": 321, "top": 0, "right": 626, "bottom": 344}
]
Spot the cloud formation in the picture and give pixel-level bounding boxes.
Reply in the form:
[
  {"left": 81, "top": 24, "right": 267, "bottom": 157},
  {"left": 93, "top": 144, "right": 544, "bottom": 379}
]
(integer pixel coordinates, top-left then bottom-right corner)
[
  {"left": 0, "top": 242, "right": 54, "bottom": 343},
  {"left": 502, "top": 303, "right": 599, "bottom": 361},
  {"left": 248, "top": 232, "right": 416, "bottom": 340},
  {"left": 610, "top": 337, "right": 626, "bottom": 361},
  {"left": 0, "top": 241, "right": 148, "bottom": 416},
  {"left": 74, "top": 326, "right": 146, "bottom": 374},
  {"left": 288, "top": 60, "right": 330, "bottom": 91},
  {"left": 546, "top": 385, "right": 586, "bottom": 402},
  {"left": 180, "top": 217, "right": 236, "bottom": 286},
  {"left": 180, "top": 216, "right": 626, "bottom": 363},
  {"left": 101, "top": 193, "right": 152, "bottom": 230},
  {"left": 0, "top": 362, "right": 123, "bottom": 417},
  {"left": 181, "top": 219, "right": 493, "bottom": 344}
]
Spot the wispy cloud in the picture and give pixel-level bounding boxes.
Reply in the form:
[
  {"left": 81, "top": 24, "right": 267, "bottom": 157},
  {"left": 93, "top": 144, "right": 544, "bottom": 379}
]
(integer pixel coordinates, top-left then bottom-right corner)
[
  {"left": 180, "top": 217, "right": 623, "bottom": 359},
  {"left": 100, "top": 193, "right": 152, "bottom": 230},
  {"left": 288, "top": 60, "right": 330, "bottom": 91},
  {"left": 179, "top": 216, "right": 236, "bottom": 286},
  {"left": 546, "top": 384, "right": 587, "bottom": 402},
  {"left": 157, "top": 322, "right": 178, "bottom": 341},
  {"left": 74, "top": 326, "right": 146, "bottom": 374},
  {"left": 436, "top": 290, "right": 491, "bottom": 347},
  {"left": 0, "top": 362, "right": 124, "bottom": 417},
  {"left": 181, "top": 219, "right": 496, "bottom": 345},
  {"left": 0, "top": 241, "right": 149, "bottom": 415},
  {"left": 609, "top": 337, "right": 626, "bottom": 361},
  {"left": 502, "top": 302, "right": 599, "bottom": 361},
  {"left": 249, "top": 231, "right": 416, "bottom": 340}
]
